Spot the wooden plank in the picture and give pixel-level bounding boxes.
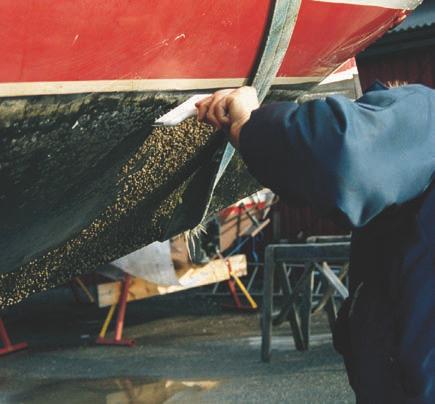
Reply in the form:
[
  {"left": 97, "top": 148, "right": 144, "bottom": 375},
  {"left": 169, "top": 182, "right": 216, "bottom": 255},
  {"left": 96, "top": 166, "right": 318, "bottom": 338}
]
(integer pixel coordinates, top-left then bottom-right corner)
[
  {"left": 315, "top": 262, "right": 349, "bottom": 299},
  {"left": 97, "top": 255, "right": 247, "bottom": 307},
  {"left": 250, "top": 218, "right": 271, "bottom": 238},
  {"left": 312, "top": 263, "right": 349, "bottom": 315}
]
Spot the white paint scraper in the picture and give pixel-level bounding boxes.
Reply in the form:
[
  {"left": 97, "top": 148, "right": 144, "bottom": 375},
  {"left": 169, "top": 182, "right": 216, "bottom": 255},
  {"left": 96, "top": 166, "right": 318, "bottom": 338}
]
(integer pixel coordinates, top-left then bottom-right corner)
[{"left": 154, "top": 94, "right": 211, "bottom": 126}]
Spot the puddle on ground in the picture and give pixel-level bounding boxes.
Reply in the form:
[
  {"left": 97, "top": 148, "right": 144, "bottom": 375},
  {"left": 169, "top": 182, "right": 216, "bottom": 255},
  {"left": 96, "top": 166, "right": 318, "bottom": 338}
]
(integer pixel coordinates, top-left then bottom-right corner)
[{"left": 4, "top": 377, "right": 219, "bottom": 404}]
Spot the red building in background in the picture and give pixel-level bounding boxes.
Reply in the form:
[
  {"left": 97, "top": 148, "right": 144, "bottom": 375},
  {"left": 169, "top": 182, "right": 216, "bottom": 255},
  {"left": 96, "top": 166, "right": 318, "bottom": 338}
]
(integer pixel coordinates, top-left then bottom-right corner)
[{"left": 357, "top": 0, "right": 435, "bottom": 89}]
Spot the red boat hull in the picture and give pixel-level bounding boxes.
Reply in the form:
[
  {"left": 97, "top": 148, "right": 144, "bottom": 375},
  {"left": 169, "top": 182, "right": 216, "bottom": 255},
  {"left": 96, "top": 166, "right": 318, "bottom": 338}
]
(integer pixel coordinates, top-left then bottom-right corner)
[{"left": 0, "top": 0, "right": 418, "bottom": 96}]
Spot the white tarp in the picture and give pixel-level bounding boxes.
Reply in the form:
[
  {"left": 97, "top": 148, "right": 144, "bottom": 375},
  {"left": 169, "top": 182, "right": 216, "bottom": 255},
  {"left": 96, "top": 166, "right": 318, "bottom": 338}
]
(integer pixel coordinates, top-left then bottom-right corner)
[{"left": 111, "top": 240, "right": 180, "bottom": 286}]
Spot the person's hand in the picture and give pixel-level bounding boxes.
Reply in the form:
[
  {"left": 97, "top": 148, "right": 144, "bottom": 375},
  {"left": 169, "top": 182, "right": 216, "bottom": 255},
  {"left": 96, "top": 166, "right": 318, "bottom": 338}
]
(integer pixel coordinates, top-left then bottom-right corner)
[{"left": 196, "top": 86, "right": 259, "bottom": 149}]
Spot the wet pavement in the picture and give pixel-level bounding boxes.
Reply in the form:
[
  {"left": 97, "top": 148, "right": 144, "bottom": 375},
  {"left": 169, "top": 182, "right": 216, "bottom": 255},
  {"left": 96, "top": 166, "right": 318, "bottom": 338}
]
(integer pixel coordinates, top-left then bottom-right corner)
[{"left": 0, "top": 293, "right": 354, "bottom": 403}]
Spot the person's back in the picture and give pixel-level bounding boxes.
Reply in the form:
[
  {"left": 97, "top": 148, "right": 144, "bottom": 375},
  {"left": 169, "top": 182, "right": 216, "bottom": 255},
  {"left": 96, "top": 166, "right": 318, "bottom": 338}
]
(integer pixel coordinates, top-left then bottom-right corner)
[
  {"left": 336, "top": 183, "right": 434, "bottom": 402},
  {"left": 196, "top": 83, "right": 435, "bottom": 402}
]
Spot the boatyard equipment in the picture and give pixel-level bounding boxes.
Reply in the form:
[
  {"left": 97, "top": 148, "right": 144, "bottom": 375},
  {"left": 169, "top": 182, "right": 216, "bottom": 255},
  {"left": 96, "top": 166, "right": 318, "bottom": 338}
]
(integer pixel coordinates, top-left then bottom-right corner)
[
  {"left": 225, "top": 259, "right": 258, "bottom": 312},
  {"left": 95, "top": 254, "right": 249, "bottom": 346},
  {"left": 0, "top": 318, "right": 28, "bottom": 357},
  {"left": 261, "top": 241, "right": 350, "bottom": 362},
  {"left": 96, "top": 274, "right": 135, "bottom": 347},
  {"left": 216, "top": 250, "right": 258, "bottom": 312}
]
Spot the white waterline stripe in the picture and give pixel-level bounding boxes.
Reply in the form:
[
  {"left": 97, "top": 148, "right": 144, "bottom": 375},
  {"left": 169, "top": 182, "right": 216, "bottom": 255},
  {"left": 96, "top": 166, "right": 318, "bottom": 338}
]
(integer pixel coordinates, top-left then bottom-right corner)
[
  {"left": 0, "top": 79, "right": 247, "bottom": 97},
  {"left": 313, "top": 0, "right": 422, "bottom": 10},
  {"left": 320, "top": 66, "right": 359, "bottom": 84},
  {"left": 273, "top": 76, "right": 321, "bottom": 85},
  {"left": 0, "top": 77, "right": 323, "bottom": 97}
]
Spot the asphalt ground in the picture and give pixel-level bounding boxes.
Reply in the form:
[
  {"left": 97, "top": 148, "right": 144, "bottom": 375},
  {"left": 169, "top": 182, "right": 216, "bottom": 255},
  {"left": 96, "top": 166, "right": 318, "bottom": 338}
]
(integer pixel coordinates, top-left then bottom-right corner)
[{"left": 0, "top": 292, "right": 354, "bottom": 403}]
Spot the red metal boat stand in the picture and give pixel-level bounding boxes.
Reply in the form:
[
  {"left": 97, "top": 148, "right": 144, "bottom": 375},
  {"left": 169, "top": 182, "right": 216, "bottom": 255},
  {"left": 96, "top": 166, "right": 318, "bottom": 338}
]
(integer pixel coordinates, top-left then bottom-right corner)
[
  {"left": 96, "top": 274, "right": 135, "bottom": 347},
  {"left": 222, "top": 259, "right": 258, "bottom": 313},
  {"left": 223, "top": 278, "right": 255, "bottom": 313},
  {"left": 0, "top": 318, "right": 28, "bottom": 357}
]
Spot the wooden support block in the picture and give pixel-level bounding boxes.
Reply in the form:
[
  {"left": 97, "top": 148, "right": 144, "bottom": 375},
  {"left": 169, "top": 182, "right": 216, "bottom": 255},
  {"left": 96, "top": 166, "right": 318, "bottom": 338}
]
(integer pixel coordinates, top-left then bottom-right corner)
[{"left": 97, "top": 254, "right": 247, "bottom": 308}]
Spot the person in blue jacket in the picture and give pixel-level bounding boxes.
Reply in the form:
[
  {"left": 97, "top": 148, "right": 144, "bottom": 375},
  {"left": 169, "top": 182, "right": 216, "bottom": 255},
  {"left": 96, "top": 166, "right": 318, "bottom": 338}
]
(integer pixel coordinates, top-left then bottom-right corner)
[{"left": 196, "top": 83, "right": 434, "bottom": 403}]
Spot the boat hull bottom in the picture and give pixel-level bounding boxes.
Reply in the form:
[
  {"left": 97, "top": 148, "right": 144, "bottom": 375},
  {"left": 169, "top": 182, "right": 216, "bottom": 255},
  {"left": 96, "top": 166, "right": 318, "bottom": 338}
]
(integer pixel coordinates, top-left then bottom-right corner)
[{"left": 0, "top": 89, "right": 264, "bottom": 308}]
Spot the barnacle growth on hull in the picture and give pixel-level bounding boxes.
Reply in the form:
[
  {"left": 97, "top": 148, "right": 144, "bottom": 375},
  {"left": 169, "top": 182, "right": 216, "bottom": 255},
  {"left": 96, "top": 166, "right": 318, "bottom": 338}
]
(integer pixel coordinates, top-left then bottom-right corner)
[{"left": 0, "top": 92, "right": 259, "bottom": 308}]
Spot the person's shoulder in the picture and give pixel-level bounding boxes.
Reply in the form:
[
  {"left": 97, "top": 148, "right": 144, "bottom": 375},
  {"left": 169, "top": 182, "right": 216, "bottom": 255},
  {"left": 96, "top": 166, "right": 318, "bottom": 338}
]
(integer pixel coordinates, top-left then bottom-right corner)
[
  {"left": 364, "top": 80, "right": 432, "bottom": 94},
  {"left": 357, "top": 83, "right": 434, "bottom": 108},
  {"left": 384, "top": 84, "right": 435, "bottom": 107},
  {"left": 389, "top": 83, "right": 434, "bottom": 95}
]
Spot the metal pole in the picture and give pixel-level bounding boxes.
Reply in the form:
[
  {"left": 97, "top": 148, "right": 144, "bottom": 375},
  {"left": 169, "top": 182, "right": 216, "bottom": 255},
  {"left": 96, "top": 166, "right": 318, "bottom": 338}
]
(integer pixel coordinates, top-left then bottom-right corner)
[
  {"left": 115, "top": 274, "right": 131, "bottom": 341},
  {"left": 0, "top": 319, "right": 12, "bottom": 348}
]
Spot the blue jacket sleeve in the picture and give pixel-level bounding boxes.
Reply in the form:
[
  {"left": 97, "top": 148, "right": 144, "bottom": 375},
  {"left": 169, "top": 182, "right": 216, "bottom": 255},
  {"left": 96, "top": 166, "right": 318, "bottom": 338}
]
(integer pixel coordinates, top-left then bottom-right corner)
[{"left": 239, "top": 85, "right": 435, "bottom": 228}]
